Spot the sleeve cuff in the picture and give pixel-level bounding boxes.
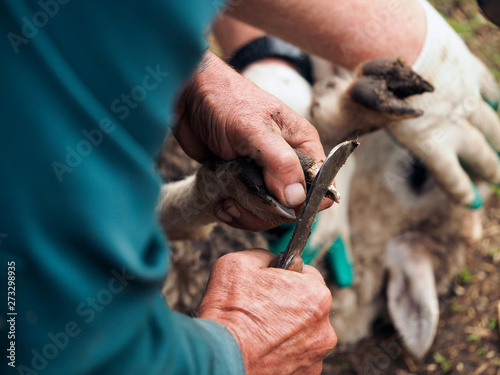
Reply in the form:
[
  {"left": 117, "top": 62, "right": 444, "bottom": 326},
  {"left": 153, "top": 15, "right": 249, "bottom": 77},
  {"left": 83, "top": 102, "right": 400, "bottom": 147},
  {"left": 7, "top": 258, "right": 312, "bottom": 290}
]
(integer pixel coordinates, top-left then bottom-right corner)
[
  {"left": 412, "top": 0, "right": 470, "bottom": 79},
  {"left": 409, "top": 0, "right": 476, "bottom": 109},
  {"left": 192, "top": 318, "right": 246, "bottom": 375}
]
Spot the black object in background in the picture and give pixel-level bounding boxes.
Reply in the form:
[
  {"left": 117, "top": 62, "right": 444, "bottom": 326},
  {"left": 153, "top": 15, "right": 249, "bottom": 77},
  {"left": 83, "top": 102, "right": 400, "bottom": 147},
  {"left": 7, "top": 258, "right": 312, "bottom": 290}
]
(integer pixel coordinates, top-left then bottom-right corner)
[{"left": 478, "top": 0, "right": 500, "bottom": 26}]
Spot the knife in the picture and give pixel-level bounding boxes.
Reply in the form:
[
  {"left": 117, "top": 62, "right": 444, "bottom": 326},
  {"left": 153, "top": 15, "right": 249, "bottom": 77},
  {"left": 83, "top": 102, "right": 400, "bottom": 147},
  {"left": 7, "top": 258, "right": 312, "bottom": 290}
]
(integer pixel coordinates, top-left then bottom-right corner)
[{"left": 270, "top": 140, "right": 359, "bottom": 271}]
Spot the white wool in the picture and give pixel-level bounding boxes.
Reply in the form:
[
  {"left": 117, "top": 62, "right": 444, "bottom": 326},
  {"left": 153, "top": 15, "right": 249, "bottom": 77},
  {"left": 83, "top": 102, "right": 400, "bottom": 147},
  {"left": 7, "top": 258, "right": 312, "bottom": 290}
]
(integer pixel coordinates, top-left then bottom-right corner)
[
  {"left": 386, "top": 0, "right": 500, "bottom": 204},
  {"left": 242, "top": 63, "right": 313, "bottom": 119}
]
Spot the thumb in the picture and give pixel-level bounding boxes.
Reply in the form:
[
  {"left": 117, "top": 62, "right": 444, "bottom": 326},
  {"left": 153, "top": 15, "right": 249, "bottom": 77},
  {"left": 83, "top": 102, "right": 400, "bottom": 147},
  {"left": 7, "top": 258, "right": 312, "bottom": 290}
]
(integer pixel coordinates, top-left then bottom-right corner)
[
  {"left": 250, "top": 114, "right": 326, "bottom": 209},
  {"left": 257, "top": 138, "right": 308, "bottom": 208}
]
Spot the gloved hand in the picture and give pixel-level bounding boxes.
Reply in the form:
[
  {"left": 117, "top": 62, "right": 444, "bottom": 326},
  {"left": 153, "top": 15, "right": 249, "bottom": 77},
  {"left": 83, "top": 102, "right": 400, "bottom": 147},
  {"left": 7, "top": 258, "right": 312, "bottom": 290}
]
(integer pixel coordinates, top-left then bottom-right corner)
[{"left": 386, "top": 0, "right": 500, "bottom": 208}]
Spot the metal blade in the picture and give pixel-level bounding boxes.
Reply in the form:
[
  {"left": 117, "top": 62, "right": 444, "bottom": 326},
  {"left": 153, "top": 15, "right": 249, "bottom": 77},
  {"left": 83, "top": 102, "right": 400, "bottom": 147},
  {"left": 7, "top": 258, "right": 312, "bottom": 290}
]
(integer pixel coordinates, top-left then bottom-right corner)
[{"left": 277, "top": 140, "right": 359, "bottom": 270}]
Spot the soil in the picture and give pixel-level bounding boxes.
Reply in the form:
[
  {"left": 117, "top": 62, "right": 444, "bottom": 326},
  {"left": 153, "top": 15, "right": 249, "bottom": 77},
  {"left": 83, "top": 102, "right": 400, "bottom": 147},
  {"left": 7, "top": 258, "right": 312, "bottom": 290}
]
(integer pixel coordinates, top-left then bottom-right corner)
[
  {"left": 323, "top": 2, "right": 500, "bottom": 373},
  {"left": 323, "top": 196, "right": 500, "bottom": 374}
]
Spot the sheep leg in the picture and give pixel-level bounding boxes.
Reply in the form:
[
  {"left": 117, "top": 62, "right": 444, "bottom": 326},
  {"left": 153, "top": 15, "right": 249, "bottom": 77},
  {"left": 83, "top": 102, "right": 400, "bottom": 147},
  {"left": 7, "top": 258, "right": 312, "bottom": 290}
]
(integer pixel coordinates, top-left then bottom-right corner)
[
  {"left": 159, "top": 152, "right": 335, "bottom": 240},
  {"left": 311, "top": 58, "right": 433, "bottom": 148}
]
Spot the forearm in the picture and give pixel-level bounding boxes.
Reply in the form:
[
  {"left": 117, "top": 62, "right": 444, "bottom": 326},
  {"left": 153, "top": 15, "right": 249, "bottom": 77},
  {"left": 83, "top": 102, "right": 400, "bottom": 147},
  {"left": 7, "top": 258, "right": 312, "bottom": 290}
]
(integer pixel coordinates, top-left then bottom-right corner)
[
  {"left": 213, "top": 16, "right": 265, "bottom": 57},
  {"left": 230, "top": 0, "right": 426, "bottom": 69},
  {"left": 159, "top": 177, "right": 218, "bottom": 240}
]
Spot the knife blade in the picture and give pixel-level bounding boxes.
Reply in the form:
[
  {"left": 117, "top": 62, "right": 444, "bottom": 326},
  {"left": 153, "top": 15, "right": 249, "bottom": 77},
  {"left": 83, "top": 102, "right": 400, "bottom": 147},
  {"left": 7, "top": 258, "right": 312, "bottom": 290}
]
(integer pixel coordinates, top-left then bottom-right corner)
[{"left": 271, "top": 140, "right": 359, "bottom": 271}]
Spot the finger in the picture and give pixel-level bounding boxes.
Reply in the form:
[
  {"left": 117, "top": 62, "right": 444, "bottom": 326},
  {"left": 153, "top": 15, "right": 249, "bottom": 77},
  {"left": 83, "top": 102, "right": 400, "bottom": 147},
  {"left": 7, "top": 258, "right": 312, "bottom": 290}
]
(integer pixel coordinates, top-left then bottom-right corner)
[
  {"left": 414, "top": 146, "right": 483, "bottom": 208},
  {"left": 174, "top": 120, "right": 212, "bottom": 162},
  {"left": 456, "top": 122, "right": 500, "bottom": 185},
  {"left": 292, "top": 361, "right": 324, "bottom": 375},
  {"left": 283, "top": 121, "right": 326, "bottom": 164},
  {"left": 309, "top": 361, "right": 327, "bottom": 375},
  {"left": 474, "top": 56, "right": 500, "bottom": 111},
  {"left": 284, "top": 255, "right": 304, "bottom": 273},
  {"left": 301, "top": 264, "right": 328, "bottom": 286},
  {"left": 388, "top": 118, "right": 485, "bottom": 208},
  {"left": 215, "top": 193, "right": 331, "bottom": 232},
  {"left": 254, "top": 133, "right": 308, "bottom": 208},
  {"left": 323, "top": 321, "right": 338, "bottom": 353},
  {"left": 214, "top": 199, "right": 294, "bottom": 231},
  {"left": 468, "top": 99, "right": 500, "bottom": 151},
  {"left": 253, "top": 110, "right": 326, "bottom": 208},
  {"left": 222, "top": 248, "right": 277, "bottom": 269},
  {"left": 318, "top": 197, "right": 334, "bottom": 212},
  {"left": 229, "top": 119, "right": 308, "bottom": 208}
]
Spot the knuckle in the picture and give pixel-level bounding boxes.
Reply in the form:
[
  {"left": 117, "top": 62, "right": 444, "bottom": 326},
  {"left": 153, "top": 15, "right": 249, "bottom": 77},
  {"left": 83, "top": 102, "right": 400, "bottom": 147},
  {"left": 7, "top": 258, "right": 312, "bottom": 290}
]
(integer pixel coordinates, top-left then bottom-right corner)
[
  {"left": 313, "top": 281, "right": 333, "bottom": 309},
  {"left": 268, "top": 148, "right": 302, "bottom": 173},
  {"left": 325, "top": 323, "right": 337, "bottom": 347},
  {"left": 215, "top": 252, "right": 242, "bottom": 272},
  {"left": 318, "top": 286, "right": 333, "bottom": 311},
  {"left": 306, "top": 283, "right": 332, "bottom": 321},
  {"left": 267, "top": 101, "right": 287, "bottom": 118}
]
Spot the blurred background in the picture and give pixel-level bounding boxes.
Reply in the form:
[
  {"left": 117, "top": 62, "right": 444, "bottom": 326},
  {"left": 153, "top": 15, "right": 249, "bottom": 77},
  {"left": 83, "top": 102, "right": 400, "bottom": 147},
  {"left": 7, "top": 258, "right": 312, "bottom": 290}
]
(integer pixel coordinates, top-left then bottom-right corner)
[{"left": 323, "top": 1, "right": 500, "bottom": 373}]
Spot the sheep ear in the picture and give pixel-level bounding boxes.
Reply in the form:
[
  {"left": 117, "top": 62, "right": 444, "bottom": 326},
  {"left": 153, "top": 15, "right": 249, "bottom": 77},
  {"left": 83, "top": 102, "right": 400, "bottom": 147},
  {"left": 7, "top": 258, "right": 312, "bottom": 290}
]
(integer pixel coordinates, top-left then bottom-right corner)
[{"left": 386, "top": 234, "right": 439, "bottom": 360}]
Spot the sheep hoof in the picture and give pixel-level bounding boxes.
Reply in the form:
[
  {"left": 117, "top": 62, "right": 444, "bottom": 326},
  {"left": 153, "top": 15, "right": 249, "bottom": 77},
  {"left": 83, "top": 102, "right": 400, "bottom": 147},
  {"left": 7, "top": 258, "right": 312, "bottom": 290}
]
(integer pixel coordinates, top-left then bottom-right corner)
[
  {"left": 295, "top": 150, "right": 340, "bottom": 203},
  {"left": 232, "top": 149, "right": 338, "bottom": 219},
  {"left": 350, "top": 58, "right": 433, "bottom": 118}
]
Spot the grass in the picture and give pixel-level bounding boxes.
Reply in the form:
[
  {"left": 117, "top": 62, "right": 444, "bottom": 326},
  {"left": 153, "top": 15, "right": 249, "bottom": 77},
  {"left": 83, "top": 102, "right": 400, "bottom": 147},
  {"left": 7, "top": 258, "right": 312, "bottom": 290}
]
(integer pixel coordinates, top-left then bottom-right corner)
[
  {"left": 434, "top": 352, "right": 452, "bottom": 373},
  {"left": 430, "top": 0, "right": 500, "bottom": 83},
  {"left": 459, "top": 268, "right": 474, "bottom": 284},
  {"left": 489, "top": 317, "right": 498, "bottom": 330},
  {"left": 489, "top": 247, "right": 500, "bottom": 257},
  {"left": 491, "top": 185, "right": 500, "bottom": 198},
  {"left": 467, "top": 334, "right": 480, "bottom": 341},
  {"left": 447, "top": 14, "right": 484, "bottom": 36}
]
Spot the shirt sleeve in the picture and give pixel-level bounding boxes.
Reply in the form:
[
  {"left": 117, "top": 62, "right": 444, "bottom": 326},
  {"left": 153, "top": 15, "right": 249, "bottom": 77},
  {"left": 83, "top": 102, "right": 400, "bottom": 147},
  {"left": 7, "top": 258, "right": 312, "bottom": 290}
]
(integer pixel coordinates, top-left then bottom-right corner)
[{"left": 0, "top": 0, "right": 243, "bottom": 374}]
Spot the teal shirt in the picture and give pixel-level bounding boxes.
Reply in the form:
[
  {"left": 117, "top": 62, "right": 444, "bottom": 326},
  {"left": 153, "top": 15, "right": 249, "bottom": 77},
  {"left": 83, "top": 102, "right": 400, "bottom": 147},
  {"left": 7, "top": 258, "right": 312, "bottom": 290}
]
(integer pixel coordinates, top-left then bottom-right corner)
[{"left": 0, "top": 1, "right": 244, "bottom": 374}]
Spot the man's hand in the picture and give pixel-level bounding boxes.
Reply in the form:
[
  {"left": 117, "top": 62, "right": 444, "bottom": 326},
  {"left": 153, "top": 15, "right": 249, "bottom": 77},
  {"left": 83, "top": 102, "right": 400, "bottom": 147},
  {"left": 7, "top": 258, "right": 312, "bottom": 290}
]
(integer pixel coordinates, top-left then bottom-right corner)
[
  {"left": 198, "top": 249, "right": 336, "bottom": 375},
  {"left": 175, "top": 51, "right": 331, "bottom": 230},
  {"left": 386, "top": 0, "right": 500, "bottom": 208}
]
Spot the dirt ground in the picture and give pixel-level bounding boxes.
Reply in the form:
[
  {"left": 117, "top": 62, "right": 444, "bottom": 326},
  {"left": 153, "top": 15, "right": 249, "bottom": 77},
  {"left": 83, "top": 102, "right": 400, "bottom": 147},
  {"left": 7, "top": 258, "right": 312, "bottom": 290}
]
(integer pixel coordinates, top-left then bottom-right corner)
[
  {"left": 323, "top": 2, "right": 500, "bottom": 373},
  {"left": 323, "top": 196, "right": 500, "bottom": 374}
]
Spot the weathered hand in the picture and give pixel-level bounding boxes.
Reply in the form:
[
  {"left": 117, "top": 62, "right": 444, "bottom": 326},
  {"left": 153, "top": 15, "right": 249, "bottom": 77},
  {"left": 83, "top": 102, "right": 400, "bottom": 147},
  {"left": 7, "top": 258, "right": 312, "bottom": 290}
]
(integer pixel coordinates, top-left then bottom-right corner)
[
  {"left": 198, "top": 249, "right": 336, "bottom": 375},
  {"left": 175, "top": 51, "right": 332, "bottom": 230}
]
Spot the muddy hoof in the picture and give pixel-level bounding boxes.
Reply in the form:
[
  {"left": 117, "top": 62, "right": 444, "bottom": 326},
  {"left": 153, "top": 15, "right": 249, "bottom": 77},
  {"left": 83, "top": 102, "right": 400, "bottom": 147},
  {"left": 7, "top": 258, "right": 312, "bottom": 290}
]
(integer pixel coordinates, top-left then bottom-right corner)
[
  {"left": 231, "top": 150, "right": 339, "bottom": 219},
  {"left": 351, "top": 58, "right": 433, "bottom": 117},
  {"left": 295, "top": 150, "right": 340, "bottom": 203}
]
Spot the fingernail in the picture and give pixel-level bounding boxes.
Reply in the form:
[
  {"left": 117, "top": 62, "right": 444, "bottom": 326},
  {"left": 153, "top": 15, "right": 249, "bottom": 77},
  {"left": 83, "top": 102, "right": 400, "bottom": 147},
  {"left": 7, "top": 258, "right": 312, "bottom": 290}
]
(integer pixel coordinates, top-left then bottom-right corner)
[
  {"left": 225, "top": 205, "right": 241, "bottom": 219},
  {"left": 466, "top": 182, "right": 483, "bottom": 210},
  {"left": 216, "top": 208, "right": 233, "bottom": 223},
  {"left": 284, "top": 183, "right": 306, "bottom": 207}
]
